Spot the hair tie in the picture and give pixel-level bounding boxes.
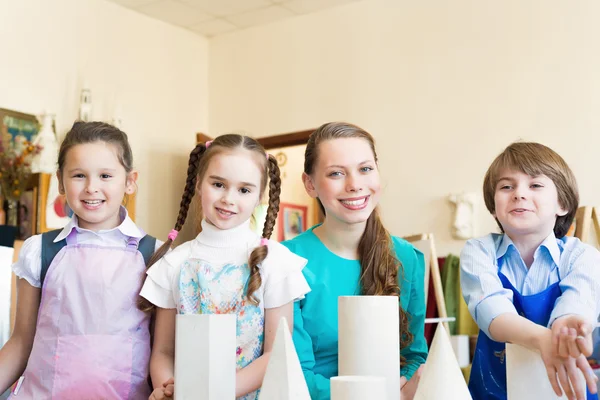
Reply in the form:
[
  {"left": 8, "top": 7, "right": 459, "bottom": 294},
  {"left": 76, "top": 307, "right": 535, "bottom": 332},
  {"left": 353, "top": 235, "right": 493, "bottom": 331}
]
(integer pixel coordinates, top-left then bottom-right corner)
[
  {"left": 205, "top": 140, "right": 213, "bottom": 148},
  {"left": 260, "top": 238, "right": 268, "bottom": 247},
  {"left": 168, "top": 229, "right": 179, "bottom": 241}
]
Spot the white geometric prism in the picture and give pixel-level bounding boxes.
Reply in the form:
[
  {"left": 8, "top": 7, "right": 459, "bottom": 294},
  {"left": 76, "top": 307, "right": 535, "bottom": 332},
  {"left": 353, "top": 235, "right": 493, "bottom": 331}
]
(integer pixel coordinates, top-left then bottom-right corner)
[
  {"left": 260, "top": 317, "right": 310, "bottom": 400},
  {"left": 331, "top": 376, "right": 387, "bottom": 400},
  {"left": 414, "top": 323, "right": 472, "bottom": 400},
  {"left": 338, "top": 296, "right": 400, "bottom": 400},
  {"left": 174, "top": 314, "right": 236, "bottom": 400},
  {"left": 506, "top": 343, "right": 569, "bottom": 400}
]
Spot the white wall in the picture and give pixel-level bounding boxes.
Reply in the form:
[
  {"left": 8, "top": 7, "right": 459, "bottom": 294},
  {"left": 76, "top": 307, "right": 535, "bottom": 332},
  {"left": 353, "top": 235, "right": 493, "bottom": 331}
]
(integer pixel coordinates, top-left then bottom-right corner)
[
  {"left": 0, "top": 0, "right": 209, "bottom": 240},
  {"left": 209, "top": 0, "right": 600, "bottom": 255}
]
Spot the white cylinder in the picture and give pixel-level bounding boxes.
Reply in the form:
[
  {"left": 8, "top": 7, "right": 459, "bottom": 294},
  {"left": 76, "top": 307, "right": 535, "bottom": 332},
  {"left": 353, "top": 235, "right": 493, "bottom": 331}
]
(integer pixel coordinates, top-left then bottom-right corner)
[
  {"left": 331, "top": 376, "right": 387, "bottom": 400},
  {"left": 450, "top": 335, "right": 470, "bottom": 368},
  {"left": 338, "top": 296, "right": 400, "bottom": 400}
]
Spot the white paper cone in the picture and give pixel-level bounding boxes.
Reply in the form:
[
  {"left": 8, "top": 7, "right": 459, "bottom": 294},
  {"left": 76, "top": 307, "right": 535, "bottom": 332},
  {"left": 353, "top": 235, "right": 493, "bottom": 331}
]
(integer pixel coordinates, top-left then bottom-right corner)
[
  {"left": 331, "top": 376, "right": 387, "bottom": 400},
  {"left": 260, "top": 317, "right": 310, "bottom": 400},
  {"left": 338, "top": 296, "right": 399, "bottom": 400},
  {"left": 506, "top": 343, "right": 583, "bottom": 400},
  {"left": 175, "top": 314, "right": 236, "bottom": 400},
  {"left": 450, "top": 335, "right": 470, "bottom": 368},
  {"left": 414, "top": 324, "right": 472, "bottom": 400}
]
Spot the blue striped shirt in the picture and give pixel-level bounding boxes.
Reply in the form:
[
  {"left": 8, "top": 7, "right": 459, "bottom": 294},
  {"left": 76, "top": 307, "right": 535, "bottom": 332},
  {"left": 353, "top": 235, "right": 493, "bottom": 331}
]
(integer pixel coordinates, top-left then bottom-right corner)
[{"left": 460, "top": 232, "right": 600, "bottom": 338}]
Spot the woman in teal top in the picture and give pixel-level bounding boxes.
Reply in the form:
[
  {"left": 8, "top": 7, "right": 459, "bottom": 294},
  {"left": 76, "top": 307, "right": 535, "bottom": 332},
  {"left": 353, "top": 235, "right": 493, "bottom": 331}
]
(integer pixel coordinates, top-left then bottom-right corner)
[{"left": 282, "top": 122, "right": 428, "bottom": 400}]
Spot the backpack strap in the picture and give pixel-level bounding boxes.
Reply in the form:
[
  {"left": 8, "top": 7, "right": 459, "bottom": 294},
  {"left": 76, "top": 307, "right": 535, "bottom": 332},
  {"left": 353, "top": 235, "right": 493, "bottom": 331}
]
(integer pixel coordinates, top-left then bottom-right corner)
[
  {"left": 40, "top": 231, "right": 156, "bottom": 287},
  {"left": 138, "top": 235, "right": 157, "bottom": 267},
  {"left": 40, "top": 229, "right": 67, "bottom": 288}
]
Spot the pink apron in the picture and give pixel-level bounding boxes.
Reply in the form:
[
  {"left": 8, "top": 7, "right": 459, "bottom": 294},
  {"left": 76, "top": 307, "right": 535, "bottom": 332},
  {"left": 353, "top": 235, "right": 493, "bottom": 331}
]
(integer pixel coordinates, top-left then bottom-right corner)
[{"left": 12, "top": 231, "right": 151, "bottom": 399}]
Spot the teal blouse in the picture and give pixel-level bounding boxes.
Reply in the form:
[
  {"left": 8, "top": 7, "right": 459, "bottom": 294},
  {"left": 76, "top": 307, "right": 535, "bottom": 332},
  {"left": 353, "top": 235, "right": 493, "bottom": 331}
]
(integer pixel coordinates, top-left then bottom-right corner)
[{"left": 283, "top": 226, "right": 428, "bottom": 400}]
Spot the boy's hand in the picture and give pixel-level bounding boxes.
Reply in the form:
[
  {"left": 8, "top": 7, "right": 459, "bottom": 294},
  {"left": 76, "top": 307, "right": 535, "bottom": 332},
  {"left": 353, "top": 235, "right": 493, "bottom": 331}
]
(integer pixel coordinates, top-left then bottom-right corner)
[
  {"left": 540, "top": 327, "right": 598, "bottom": 400},
  {"left": 539, "top": 329, "right": 583, "bottom": 399},
  {"left": 561, "top": 355, "right": 598, "bottom": 400},
  {"left": 573, "top": 354, "right": 598, "bottom": 396},
  {"left": 552, "top": 315, "right": 593, "bottom": 358}
]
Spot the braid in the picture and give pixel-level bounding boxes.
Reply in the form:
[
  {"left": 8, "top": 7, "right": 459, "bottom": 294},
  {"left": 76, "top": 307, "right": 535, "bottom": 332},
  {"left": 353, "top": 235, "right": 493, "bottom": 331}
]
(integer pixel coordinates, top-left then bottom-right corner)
[
  {"left": 246, "top": 154, "right": 282, "bottom": 305},
  {"left": 138, "top": 143, "right": 206, "bottom": 312},
  {"left": 262, "top": 154, "right": 281, "bottom": 238},
  {"left": 172, "top": 144, "right": 205, "bottom": 233}
]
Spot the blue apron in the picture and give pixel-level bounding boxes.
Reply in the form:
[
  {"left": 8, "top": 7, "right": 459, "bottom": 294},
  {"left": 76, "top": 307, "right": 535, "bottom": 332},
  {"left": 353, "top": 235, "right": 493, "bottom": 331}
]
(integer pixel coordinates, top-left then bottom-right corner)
[{"left": 468, "top": 271, "right": 598, "bottom": 400}]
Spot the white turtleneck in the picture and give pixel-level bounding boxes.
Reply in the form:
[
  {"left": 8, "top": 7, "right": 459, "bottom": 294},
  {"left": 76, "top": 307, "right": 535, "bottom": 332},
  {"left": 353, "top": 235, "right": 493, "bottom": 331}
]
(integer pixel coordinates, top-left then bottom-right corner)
[{"left": 140, "top": 219, "right": 310, "bottom": 311}]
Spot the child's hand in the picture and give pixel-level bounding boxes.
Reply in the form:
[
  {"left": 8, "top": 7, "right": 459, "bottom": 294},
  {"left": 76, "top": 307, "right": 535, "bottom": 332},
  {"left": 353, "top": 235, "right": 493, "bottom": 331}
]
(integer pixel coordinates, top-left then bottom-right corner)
[
  {"left": 162, "top": 377, "right": 174, "bottom": 397},
  {"left": 571, "top": 354, "right": 599, "bottom": 396},
  {"left": 149, "top": 388, "right": 171, "bottom": 400},
  {"left": 552, "top": 315, "right": 593, "bottom": 358},
  {"left": 538, "top": 329, "right": 595, "bottom": 399},
  {"left": 399, "top": 364, "right": 424, "bottom": 400},
  {"left": 149, "top": 378, "right": 174, "bottom": 400}
]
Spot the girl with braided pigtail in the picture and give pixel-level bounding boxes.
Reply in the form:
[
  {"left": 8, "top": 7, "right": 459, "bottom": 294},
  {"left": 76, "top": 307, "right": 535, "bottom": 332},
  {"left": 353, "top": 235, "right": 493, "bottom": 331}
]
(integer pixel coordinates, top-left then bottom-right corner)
[{"left": 139, "top": 134, "right": 310, "bottom": 400}]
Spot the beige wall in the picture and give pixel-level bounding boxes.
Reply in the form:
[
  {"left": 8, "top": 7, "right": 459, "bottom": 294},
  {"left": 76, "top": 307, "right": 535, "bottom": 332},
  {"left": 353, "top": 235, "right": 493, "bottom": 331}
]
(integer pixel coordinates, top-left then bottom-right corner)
[
  {"left": 209, "top": 0, "right": 600, "bottom": 255},
  {"left": 0, "top": 0, "right": 209, "bottom": 240}
]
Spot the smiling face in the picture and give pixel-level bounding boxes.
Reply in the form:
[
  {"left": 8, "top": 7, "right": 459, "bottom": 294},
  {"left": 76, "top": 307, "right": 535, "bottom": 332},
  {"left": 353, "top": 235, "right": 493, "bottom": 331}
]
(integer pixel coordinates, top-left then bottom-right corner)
[
  {"left": 493, "top": 168, "right": 567, "bottom": 239},
  {"left": 58, "top": 142, "right": 136, "bottom": 231},
  {"left": 198, "top": 149, "right": 263, "bottom": 230},
  {"left": 303, "top": 137, "right": 381, "bottom": 227}
]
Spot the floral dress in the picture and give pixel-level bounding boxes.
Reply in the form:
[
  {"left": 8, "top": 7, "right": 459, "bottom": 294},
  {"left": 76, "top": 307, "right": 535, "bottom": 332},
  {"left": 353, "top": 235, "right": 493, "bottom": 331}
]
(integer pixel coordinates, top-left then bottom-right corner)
[{"left": 140, "top": 219, "right": 311, "bottom": 400}]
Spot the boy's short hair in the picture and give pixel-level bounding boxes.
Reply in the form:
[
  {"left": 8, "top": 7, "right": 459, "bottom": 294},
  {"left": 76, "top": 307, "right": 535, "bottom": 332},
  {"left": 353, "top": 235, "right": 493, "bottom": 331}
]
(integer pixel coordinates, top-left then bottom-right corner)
[{"left": 482, "top": 142, "right": 579, "bottom": 238}]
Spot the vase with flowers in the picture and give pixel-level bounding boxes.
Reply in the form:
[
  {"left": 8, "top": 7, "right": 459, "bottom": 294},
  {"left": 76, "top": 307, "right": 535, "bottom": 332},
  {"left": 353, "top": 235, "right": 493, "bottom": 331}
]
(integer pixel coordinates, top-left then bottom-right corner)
[{"left": 0, "top": 130, "right": 41, "bottom": 227}]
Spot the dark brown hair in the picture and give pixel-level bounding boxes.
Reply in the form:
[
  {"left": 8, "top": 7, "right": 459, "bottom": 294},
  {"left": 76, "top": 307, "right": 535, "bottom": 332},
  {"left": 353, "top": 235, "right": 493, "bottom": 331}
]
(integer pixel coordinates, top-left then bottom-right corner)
[
  {"left": 140, "top": 134, "right": 281, "bottom": 311},
  {"left": 482, "top": 142, "right": 578, "bottom": 238},
  {"left": 58, "top": 121, "right": 134, "bottom": 174},
  {"left": 57, "top": 121, "right": 135, "bottom": 204},
  {"left": 304, "top": 122, "right": 413, "bottom": 363}
]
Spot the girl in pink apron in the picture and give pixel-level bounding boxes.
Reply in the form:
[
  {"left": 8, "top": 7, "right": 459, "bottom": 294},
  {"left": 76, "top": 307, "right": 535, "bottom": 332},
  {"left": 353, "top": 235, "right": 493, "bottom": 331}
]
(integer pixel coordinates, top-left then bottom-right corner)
[{"left": 0, "top": 121, "right": 158, "bottom": 399}]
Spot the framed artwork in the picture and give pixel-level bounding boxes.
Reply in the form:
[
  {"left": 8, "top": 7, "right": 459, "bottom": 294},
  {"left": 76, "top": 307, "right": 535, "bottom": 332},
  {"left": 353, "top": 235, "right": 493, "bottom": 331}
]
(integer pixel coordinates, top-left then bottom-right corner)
[
  {"left": 277, "top": 203, "right": 307, "bottom": 242},
  {"left": 0, "top": 108, "right": 39, "bottom": 145}
]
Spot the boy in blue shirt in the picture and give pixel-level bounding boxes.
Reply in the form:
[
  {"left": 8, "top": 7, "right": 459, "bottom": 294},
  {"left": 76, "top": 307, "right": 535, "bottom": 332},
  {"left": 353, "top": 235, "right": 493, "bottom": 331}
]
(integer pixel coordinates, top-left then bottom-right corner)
[{"left": 461, "top": 142, "right": 600, "bottom": 400}]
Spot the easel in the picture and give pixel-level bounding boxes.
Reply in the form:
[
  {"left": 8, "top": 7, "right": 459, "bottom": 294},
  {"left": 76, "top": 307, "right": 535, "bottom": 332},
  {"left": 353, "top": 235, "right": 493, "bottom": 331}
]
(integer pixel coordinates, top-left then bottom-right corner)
[
  {"left": 574, "top": 206, "right": 600, "bottom": 245},
  {"left": 403, "top": 233, "right": 450, "bottom": 333}
]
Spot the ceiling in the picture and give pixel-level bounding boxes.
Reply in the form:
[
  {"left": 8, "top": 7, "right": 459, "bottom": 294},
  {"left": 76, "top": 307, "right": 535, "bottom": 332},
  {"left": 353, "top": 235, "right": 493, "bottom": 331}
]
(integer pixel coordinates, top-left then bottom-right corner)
[{"left": 106, "top": 0, "right": 362, "bottom": 37}]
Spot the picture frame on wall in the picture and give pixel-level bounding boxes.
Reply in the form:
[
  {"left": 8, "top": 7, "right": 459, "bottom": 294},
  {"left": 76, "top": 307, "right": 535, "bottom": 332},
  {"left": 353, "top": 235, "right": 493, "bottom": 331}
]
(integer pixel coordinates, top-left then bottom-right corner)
[
  {"left": 0, "top": 109, "right": 40, "bottom": 240},
  {"left": 278, "top": 203, "right": 308, "bottom": 242},
  {"left": 0, "top": 108, "right": 39, "bottom": 145}
]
